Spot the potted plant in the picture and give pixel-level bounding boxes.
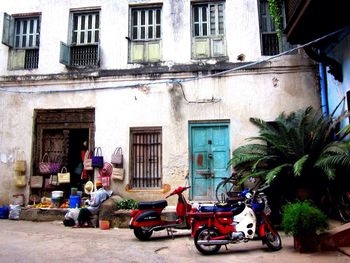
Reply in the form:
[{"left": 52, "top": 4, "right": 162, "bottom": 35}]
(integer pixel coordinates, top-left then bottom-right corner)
[{"left": 282, "top": 201, "right": 329, "bottom": 252}]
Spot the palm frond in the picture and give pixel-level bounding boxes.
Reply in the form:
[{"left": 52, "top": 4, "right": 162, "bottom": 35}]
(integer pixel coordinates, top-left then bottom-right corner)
[
  {"left": 266, "top": 164, "right": 292, "bottom": 184},
  {"left": 293, "top": 154, "right": 309, "bottom": 176}
]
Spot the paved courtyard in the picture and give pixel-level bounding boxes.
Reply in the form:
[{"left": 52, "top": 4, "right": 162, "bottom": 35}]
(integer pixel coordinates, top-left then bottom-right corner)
[{"left": 0, "top": 220, "right": 348, "bottom": 263}]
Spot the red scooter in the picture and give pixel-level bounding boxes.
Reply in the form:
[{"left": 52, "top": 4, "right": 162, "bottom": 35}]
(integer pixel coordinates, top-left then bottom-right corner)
[
  {"left": 129, "top": 186, "right": 194, "bottom": 240},
  {"left": 188, "top": 186, "right": 282, "bottom": 255}
]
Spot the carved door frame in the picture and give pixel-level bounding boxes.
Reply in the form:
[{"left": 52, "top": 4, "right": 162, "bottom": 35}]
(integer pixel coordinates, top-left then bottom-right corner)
[{"left": 32, "top": 108, "right": 95, "bottom": 178}]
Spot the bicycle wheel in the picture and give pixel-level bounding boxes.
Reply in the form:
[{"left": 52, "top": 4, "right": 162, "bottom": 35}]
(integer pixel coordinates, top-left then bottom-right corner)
[
  {"left": 215, "top": 179, "right": 235, "bottom": 202},
  {"left": 337, "top": 192, "right": 350, "bottom": 222}
]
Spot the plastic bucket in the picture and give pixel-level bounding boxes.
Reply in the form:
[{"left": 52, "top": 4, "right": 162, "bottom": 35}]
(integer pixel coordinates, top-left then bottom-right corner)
[
  {"left": 69, "top": 195, "right": 81, "bottom": 208},
  {"left": 71, "top": 188, "right": 78, "bottom": 196},
  {"left": 0, "top": 206, "right": 9, "bottom": 219},
  {"left": 99, "top": 220, "right": 110, "bottom": 230},
  {"left": 52, "top": 191, "right": 64, "bottom": 198}
]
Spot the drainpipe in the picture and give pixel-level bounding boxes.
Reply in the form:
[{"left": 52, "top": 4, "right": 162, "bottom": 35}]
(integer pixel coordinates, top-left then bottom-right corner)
[{"left": 319, "top": 63, "right": 329, "bottom": 116}]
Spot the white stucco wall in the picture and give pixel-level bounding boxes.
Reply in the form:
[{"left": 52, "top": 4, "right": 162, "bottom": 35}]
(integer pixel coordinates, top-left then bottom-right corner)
[{"left": 0, "top": 0, "right": 321, "bottom": 205}]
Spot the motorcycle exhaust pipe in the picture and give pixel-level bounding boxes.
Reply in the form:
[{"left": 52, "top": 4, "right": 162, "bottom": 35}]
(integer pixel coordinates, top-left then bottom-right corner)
[{"left": 197, "top": 240, "right": 230, "bottom": 245}]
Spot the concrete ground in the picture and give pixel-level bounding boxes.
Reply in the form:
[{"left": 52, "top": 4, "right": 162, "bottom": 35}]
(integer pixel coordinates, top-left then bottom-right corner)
[{"left": 0, "top": 220, "right": 348, "bottom": 263}]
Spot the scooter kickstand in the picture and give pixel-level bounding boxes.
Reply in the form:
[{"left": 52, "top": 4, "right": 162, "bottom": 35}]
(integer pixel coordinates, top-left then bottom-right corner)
[{"left": 167, "top": 228, "right": 175, "bottom": 239}]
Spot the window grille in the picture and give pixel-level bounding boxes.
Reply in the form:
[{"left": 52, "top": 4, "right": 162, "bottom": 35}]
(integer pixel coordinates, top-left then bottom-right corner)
[
  {"left": 130, "top": 128, "right": 162, "bottom": 188},
  {"left": 71, "top": 45, "right": 98, "bottom": 67},
  {"left": 262, "top": 33, "right": 279, "bottom": 56},
  {"left": 24, "top": 49, "right": 39, "bottom": 69}
]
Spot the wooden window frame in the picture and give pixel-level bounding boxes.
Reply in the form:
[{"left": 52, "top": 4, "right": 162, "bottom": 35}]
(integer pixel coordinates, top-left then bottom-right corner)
[
  {"left": 129, "top": 127, "right": 162, "bottom": 189},
  {"left": 191, "top": 2, "right": 226, "bottom": 59}
]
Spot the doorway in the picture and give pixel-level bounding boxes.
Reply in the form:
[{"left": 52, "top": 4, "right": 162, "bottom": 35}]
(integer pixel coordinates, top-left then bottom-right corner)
[
  {"left": 33, "top": 108, "right": 95, "bottom": 201},
  {"left": 189, "top": 122, "right": 230, "bottom": 201}
]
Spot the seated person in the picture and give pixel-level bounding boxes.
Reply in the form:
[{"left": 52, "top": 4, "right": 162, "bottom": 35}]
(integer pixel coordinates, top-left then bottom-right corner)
[{"left": 75, "top": 181, "right": 112, "bottom": 227}]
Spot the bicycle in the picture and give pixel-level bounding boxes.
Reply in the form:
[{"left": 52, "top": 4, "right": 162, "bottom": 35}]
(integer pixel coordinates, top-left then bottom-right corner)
[{"left": 215, "top": 172, "right": 243, "bottom": 203}]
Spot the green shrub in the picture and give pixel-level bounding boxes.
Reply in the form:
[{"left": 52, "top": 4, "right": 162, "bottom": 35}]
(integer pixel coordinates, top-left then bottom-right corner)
[
  {"left": 116, "top": 199, "right": 138, "bottom": 210},
  {"left": 282, "top": 201, "right": 328, "bottom": 236}
]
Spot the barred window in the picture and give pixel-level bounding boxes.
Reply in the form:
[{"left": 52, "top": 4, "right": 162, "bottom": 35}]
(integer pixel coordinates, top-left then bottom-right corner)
[
  {"left": 129, "top": 6, "right": 162, "bottom": 63},
  {"left": 130, "top": 127, "right": 162, "bottom": 189},
  {"left": 59, "top": 10, "right": 100, "bottom": 68},
  {"left": 191, "top": 2, "right": 226, "bottom": 59},
  {"left": 259, "top": 0, "right": 296, "bottom": 56},
  {"left": 2, "top": 13, "right": 40, "bottom": 69}
]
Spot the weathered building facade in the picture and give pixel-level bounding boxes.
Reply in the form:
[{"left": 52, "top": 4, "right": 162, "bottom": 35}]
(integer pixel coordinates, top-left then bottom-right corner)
[{"left": 0, "top": 0, "right": 320, "bottom": 205}]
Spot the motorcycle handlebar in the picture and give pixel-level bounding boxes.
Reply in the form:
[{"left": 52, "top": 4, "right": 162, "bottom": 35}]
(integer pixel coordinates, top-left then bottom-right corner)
[{"left": 165, "top": 186, "right": 191, "bottom": 198}]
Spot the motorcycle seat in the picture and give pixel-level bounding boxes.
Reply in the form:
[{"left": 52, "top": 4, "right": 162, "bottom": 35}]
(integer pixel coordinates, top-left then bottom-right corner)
[
  {"left": 138, "top": 200, "right": 168, "bottom": 210},
  {"left": 231, "top": 203, "right": 245, "bottom": 216}
]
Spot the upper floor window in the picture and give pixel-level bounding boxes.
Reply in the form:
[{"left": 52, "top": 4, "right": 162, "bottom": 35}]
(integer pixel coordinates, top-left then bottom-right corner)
[
  {"left": 2, "top": 13, "right": 40, "bottom": 70},
  {"left": 128, "top": 6, "right": 162, "bottom": 63},
  {"left": 259, "top": 0, "right": 295, "bottom": 56},
  {"left": 60, "top": 9, "right": 100, "bottom": 68},
  {"left": 191, "top": 2, "right": 226, "bottom": 59}
]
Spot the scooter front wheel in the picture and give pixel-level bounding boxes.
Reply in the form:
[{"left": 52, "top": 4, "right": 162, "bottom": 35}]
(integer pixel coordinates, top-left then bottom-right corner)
[
  {"left": 194, "top": 227, "right": 221, "bottom": 255},
  {"left": 134, "top": 227, "right": 153, "bottom": 241},
  {"left": 262, "top": 224, "right": 282, "bottom": 251}
]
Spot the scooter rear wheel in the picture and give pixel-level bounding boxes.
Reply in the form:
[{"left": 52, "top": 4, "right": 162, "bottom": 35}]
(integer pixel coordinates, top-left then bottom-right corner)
[
  {"left": 134, "top": 227, "right": 153, "bottom": 241},
  {"left": 194, "top": 227, "right": 221, "bottom": 255}
]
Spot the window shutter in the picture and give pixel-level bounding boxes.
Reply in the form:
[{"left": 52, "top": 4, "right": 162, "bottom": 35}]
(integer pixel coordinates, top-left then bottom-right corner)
[
  {"left": 131, "top": 42, "right": 144, "bottom": 62},
  {"left": 8, "top": 49, "right": 25, "bottom": 69},
  {"left": 147, "top": 42, "right": 161, "bottom": 62},
  {"left": 193, "top": 38, "right": 210, "bottom": 58},
  {"left": 2, "top": 13, "right": 15, "bottom": 47},
  {"left": 59, "top": 41, "right": 71, "bottom": 66},
  {"left": 212, "top": 38, "right": 225, "bottom": 57}
]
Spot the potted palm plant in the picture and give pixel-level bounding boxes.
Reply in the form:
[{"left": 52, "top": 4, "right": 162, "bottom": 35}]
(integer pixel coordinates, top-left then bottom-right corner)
[
  {"left": 282, "top": 201, "right": 328, "bottom": 252},
  {"left": 228, "top": 106, "right": 350, "bottom": 221}
]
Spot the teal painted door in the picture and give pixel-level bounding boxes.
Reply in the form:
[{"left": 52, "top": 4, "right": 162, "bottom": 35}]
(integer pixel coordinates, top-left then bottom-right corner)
[{"left": 190, "top": 123, "right": 230, "bottom": 200}]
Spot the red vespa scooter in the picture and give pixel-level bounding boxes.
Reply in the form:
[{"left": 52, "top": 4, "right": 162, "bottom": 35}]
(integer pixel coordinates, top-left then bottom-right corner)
[{"left": 129, "top": 186, "right": 194, "bottom": 240}]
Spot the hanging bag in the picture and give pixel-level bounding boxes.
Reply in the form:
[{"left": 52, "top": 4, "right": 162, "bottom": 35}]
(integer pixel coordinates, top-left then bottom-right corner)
[
  {"left": 49, "top": 174, "right": 59, "bottom": 186},
  {"left": 111, "top": 147, "right": 123, "bottom": 167},
  {"left": 83, "top": 150, "right": 93, "bottom": 170},
  {"left": 112, "top": 168, "right": 124, "bottom": 181},
  {"left": 92, "top": 147, "right": 104, "bottom": 168},
  {"left": 30, "top": 175, "right": 44, "bottom": 188},
  {"left": 14, "top": 172, "right": 26, "bottom": 188},
  {"left": 14, "top": 150, "right": 26, "bottom": 173},
  {"left": 58, "top": 167, "right": 70, "bottom": 184},
  {"left": 50, "top": 155, "right": 61, "bottom": 174},
  {"left": 39, "top": 153, "right": 51, "bottom": 174}
]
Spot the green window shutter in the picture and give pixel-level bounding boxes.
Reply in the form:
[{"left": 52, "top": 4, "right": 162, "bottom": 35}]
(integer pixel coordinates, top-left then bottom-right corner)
[
  {"left": 147, "top": 42, "right": 161, "bottom": 62},
  {"left": 8, "top": 49, "right": 25, "bottom": 69},
  {"left": 212, "top": 38, "right": 225, "bottom": 57},
  {"left": 2, "top": 13, "right": 15, "bottom": 47},
  {"left": 59, "top": 41, "right": 71, "bottom": 66},
  {"left": 193, "top": 38, "right": 209, "bottom": 58}
]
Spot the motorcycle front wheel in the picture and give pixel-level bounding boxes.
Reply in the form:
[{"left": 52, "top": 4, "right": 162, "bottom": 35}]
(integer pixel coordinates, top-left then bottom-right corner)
[
  {"left": 262, "top": 224, "right": 282, "bottom": 251},
  {"left": 194, "top": 227, "right": 221, "bottom": 255},
  {"left": 134, "top": 227, "right": 153, "bottom": 241}
]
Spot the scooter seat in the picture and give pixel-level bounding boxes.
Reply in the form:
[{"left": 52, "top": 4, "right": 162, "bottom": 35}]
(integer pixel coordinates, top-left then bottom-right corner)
[
  {"left": 138, "top": 200, "right": 168, "bottom": 210},
  {"left": 231, "top": 202, "right": 245, "bottom": 216}
]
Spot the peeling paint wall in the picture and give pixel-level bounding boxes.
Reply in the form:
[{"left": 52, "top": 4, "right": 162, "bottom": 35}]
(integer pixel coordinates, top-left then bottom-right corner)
[{"left": 0, "top": 0, "right": 320, "bottom": 205}]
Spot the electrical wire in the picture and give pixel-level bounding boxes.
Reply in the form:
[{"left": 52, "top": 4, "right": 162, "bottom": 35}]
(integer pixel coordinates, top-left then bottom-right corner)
[{"left": 0, "top": 26, "right": 349, "bottom": 94}]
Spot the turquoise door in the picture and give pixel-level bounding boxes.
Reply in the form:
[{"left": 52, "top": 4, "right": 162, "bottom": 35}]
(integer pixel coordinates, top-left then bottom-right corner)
[{"left": 189, "top": 123, "right": 230, "bottom": 201}]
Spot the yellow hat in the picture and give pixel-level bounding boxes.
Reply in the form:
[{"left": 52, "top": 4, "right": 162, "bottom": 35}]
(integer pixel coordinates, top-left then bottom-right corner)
[{"left": 84, "top": 181, "right": 94, "bottom": 195}]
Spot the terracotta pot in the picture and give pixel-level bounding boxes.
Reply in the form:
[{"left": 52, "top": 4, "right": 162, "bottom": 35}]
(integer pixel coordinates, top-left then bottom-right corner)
[{"left": 294, "top": 233, "right": 319, "bottom": 253}]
